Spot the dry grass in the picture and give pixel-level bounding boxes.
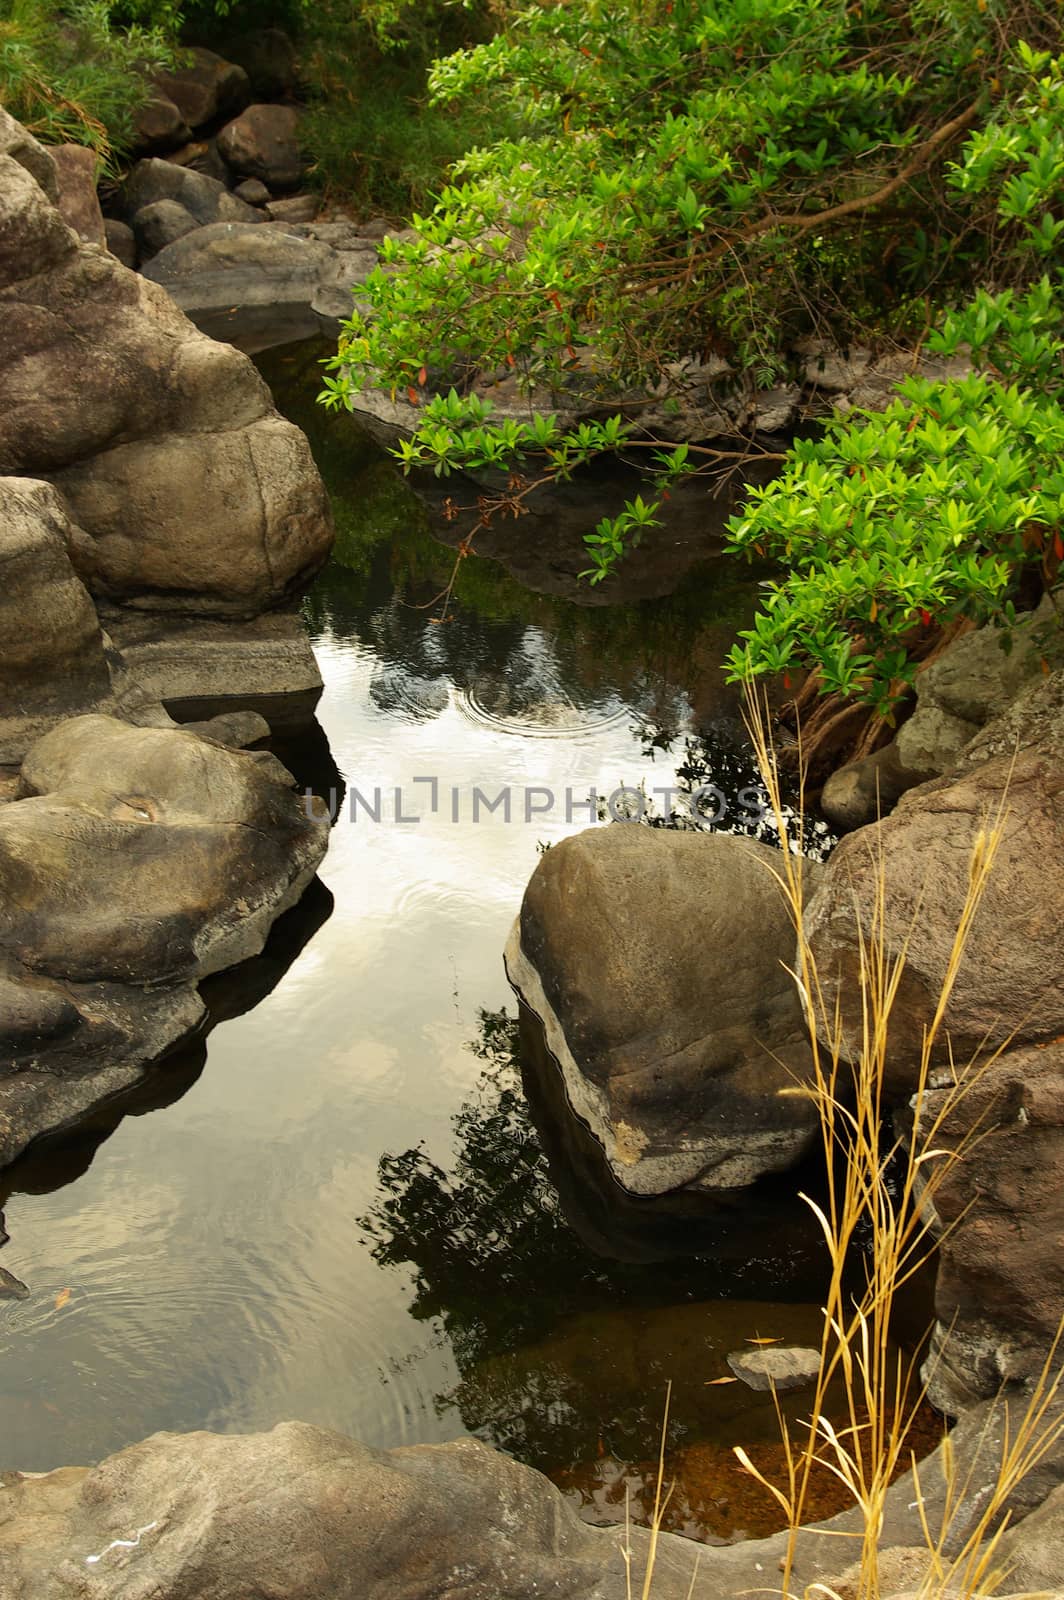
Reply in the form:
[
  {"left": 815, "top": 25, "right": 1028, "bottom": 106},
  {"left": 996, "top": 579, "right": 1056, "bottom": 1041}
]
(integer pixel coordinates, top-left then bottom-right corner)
[{"left": 627, "top": 688, "right": 1064, "bottom": 1600}]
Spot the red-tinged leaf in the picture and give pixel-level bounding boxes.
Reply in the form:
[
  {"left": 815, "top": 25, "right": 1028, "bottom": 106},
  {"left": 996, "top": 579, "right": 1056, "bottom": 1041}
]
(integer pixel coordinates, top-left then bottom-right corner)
[
  {"left": 783, "top": 672, "right": 792, "bottom": 690},
  {"left": 1054, "top": 532, "right": 1063, "bottom": 562},
  {"left": 920, "top": 608, "right": 932, "bottom": 627},
  {"left": 407, "top": 386, "right": 419, "bottom": 406},
  {"left": 661, "top": 489, "right": 671, "bottom": 502},
  {"left": 505, "top": 352, "right": 516, "bottom": 368},
  {"left": 418, "top": 366, "right": 428, "bottom": 387}
]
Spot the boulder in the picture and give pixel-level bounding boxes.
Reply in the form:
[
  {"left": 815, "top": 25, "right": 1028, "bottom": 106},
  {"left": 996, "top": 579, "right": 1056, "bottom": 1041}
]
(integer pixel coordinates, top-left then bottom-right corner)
[
  {"left": 0, "top": 1398, "right": 1061, "bottom": 1600},
  {"left": 218, "top": 103, "right": 304, "bottom": 190},
  {"left": 152, "top": 46, "right": 249, "bottom": 132},
  {"left": 221, "top": 27, "right": 299, "bottom": 99},
  {"left": 124, "top": 156, "right": 260, "bottom": 227},
  {"left": 141, "top": 220, "right": 343, "bottom": 352},
  {"left": 805, "top": 695, "right": 1064, "bottom": 1087},
  {"left": 233, "top": 176, "right": 270, "bottom": 206},
  {"left": 103, "top": 217, "right": 136, "bottom": 269},
  {"left": 0, "top": 105, "right": 58, "bottom": 201},
  {"left": 266, "top": 193, "right": 319, "bottom": 223},
  {"left": 917, "top": 1041, "right": 1064, "bottom": 1414},
  {"left": 54, "top": 414, "right": 330, "bottom": 615},
  {"left": 0, "top": 715, "right": 329, "bottom": 1166},
  {"left": 131, "top": 197, "right": 199, "bottom": 258},
  {"left": 506, "top": 825, "right": 822, "bottom": 1195},
  {"left": 0, "top": 479, "right": 113, "bottom": 762},
  {"left": 0, "top": 130, "right": 333, "bottom": 617},
  {"left": 47, "top": 144, "right": 104, "bottom": 246},
  {"left": 131, "top": 92, "right": 191, "bottom": 154}
]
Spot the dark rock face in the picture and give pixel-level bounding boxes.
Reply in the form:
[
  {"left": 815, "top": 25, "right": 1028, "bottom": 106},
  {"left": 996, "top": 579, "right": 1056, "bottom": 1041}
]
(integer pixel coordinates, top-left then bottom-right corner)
[
  {"left": 103, "top": 218, "right": 137, "bottom": 269},
  {"left": 221, "top": 27, "right": 299, "bottom": 100},
  {"left": 152, "top": 46, "right": 250, "bottom": 132},
  {"left": 918, "top": 1041, "right": 1064, "bottom": 1413},
  {"left": 0, "top": 715, "right": 329, "bottom": 1167},
  {"left": 48, "top": 144, "right": 104, "bottom": 246},
  {"left": 218, "top": 103, "right": 304, "bottom": 190},
  {"left": 131, "top": 197, "right": 200, "bottom": 258},
  {"left": 806, "top": 666, "right": 1064, "bottom": 1410},
  {"left": 506, "top": 825, "right": 821, "bottom": 1195}
]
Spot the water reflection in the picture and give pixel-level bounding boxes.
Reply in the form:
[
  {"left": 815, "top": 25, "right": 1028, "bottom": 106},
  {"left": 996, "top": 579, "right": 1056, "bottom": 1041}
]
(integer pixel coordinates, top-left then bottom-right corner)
[
  {"left": 359, "top": 1008, "right": 940, "bottom": 1541},
  {"left": 0, "top": 340, "right": 839, "bottom": 1500}
]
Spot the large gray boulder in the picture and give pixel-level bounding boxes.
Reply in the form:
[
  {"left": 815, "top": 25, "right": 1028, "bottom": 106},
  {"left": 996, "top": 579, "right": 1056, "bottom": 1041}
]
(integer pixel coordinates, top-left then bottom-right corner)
[
  {"left": 506, "top": 825, "right": 821, "bottom": 1195},
  {"left": 0, "top": 125, "right": 333, "bottom": 617},
  {"left": 0, "top": 715, "right": 329, "bottom": 1166}
]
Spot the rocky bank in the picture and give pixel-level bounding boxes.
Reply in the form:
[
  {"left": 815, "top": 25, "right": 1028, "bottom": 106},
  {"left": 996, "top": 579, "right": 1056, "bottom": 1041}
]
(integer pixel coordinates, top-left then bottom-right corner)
[{"left": 0, "top": 108, "right": 333, "bottom": 1163}]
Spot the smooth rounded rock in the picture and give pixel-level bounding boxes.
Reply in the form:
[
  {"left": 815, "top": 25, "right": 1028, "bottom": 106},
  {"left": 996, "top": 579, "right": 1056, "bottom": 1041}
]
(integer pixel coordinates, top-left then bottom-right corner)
[{"left": 507, "top": 825, "right": 822, "bottom": 1195}]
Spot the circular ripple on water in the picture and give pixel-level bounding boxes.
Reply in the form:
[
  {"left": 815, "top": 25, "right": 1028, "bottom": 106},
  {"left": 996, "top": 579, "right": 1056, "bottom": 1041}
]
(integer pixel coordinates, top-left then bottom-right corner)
[{"left": 457, "top": 681, "right": 631, "bottom": 742}]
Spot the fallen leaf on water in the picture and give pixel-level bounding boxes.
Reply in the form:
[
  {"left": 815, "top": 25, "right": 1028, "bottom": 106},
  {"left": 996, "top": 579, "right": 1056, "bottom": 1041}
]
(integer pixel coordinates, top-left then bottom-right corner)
[
  {"left": 704, "top": 1376, "right": 739, "bottom": 1385},
  {"left": 54, "top": 1287, "right": 71, "bottom": 1311},
  {"left": 747, "top": 1336, "right": 782, "bottom": 1346}
]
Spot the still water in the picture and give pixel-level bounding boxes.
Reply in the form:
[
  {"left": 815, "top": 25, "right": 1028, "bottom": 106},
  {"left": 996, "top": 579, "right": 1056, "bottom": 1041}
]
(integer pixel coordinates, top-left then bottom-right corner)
[{"left": 0, "top": 344, "right": 874, "bottom": 1541}]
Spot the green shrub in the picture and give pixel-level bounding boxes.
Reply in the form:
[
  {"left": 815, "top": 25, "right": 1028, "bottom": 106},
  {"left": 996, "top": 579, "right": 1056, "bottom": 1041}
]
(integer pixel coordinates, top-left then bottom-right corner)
[
  {"left": 0, "top": 0, "right": 175, "bottom": 162},
  {"left": 324, "top": 30, "right": 1064, "bottom": 705}
]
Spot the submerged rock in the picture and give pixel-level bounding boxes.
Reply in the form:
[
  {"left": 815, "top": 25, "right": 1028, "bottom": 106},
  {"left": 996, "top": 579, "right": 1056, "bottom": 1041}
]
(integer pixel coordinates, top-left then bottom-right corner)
[
  {"left": 506, "top": 825, "right": 821, "bottom": 1195},
  {"left": 0, "top": 715, "right": 329, "bottom": 1167},
  {"left": 727, "top": 1345, "right": 822, "bottom": 1393}
]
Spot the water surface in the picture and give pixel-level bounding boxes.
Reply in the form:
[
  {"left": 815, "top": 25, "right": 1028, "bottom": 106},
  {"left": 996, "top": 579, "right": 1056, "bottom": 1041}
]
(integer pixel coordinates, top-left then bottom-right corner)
[{"left": 0, "top": 345, "right": 874, "bottom": 1541}]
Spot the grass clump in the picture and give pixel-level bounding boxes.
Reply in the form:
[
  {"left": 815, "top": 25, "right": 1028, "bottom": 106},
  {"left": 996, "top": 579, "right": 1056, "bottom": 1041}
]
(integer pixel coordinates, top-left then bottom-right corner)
[
  {"left": 0, "top": 0, "right": 175, "bottom": 164},
  {"left": 628, "top": 695, "right": 1064, "bottom": 1598}
]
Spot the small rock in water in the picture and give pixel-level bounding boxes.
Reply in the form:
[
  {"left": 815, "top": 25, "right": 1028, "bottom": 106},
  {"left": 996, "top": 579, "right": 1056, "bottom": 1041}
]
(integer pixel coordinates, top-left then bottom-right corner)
[
  {"left": 0, "top": 1266, "right": 30, "bottom": 1301},
  {"left": 726, "top": 1345, "right": 821, "bottom": 1392}
]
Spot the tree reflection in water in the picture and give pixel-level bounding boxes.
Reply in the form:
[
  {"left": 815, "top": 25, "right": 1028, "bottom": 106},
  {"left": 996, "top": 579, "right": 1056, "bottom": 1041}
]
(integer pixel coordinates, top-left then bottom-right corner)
[{"left": 357, "top": 1009, "right": 879, "bottom": 1540}]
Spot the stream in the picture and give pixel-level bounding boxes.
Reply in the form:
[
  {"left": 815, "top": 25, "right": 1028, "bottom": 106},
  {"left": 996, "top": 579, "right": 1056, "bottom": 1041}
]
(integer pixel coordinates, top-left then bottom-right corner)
[{"left": 0, "top": 342, "right": 935, "bottom": 1545}]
